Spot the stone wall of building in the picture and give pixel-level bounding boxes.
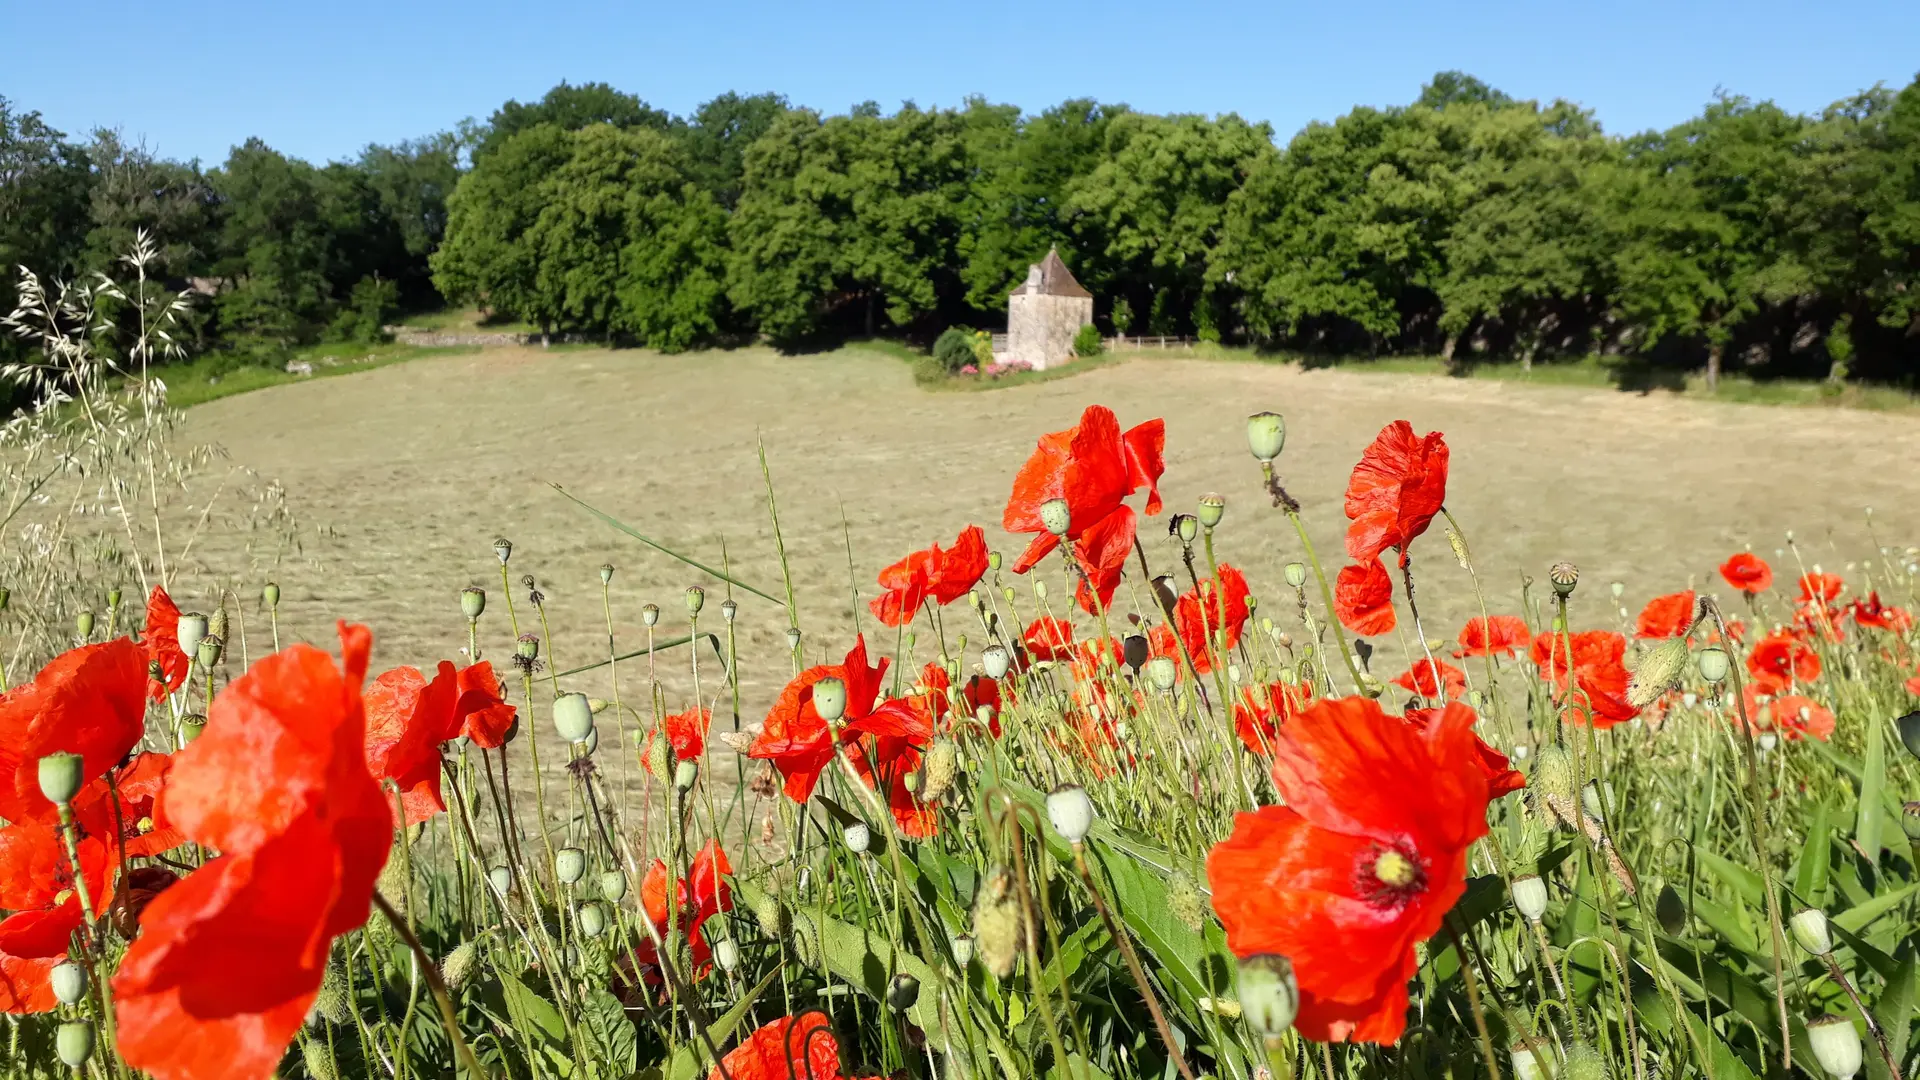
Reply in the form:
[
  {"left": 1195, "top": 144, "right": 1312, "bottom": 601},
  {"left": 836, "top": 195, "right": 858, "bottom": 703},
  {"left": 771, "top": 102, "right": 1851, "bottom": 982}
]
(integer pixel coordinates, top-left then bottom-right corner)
[{"left": 1004, "top": 293, "right": 1092, "bottom": 370}]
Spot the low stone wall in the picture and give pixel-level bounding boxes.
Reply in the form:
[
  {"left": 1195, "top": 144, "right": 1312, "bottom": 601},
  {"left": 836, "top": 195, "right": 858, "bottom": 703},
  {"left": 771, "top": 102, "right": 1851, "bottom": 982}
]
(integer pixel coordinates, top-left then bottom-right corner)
[{"left": 384, "top": 328, "right": 606, "bottom": 348}]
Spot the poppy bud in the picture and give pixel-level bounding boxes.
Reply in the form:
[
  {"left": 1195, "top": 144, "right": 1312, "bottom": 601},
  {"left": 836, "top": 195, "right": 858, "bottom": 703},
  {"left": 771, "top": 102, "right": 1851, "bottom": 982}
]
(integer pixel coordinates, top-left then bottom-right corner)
[
  {"left": 1227, "top": 663, "right": 1244, "bottom": 685},
  {"left": 673, "top": 759, "right": 699, "bottom": 792},
  {"left": 1146, "top": 655, "right": 1178, "bottom": 692},
  {"left": 209, "top": 609, "right": 230, "bottom": 642},
  {"left": 1003, "top": 586, "right": 1017, "bottom": 604},
  {"left": 75, "top": 611, "right": 94, "bottom": 639},
  {"left": 888, "top": 972, "right": 920, "bottom": 1011},
  {"left": 1168, "top": 872, "right": 1206, "bottom": 932},
  {"left": 1175, "top": 514, "right": 1199, "bottom": 545},
  {"left": 951, "top": 934, "right": 975, "bottom": 967},
  {"left": 1511, "top": 743, "right": 1529, "bottom": 760},
  {"left": 645, "top": 732, "right": 672, "bottom": 782},
  {"left": 1038, "top": 499, "right": 1071, "bottom": 538},
  {"left": 488, "top": 866, "right": 513, "bottom": 896},
  {"left": 843, "top": 821, "right": 871, "bottom": 855},
  {"left": 1894, "top": 710, "right": 1920, "bottom": 763},
  {"left": 1197, "top": 493, "right": 1225, "bottom": 529},
  {"left": 972, "top": 868, "right": 1023, "bottom": 979},
  {"left": 1696, "top": 647, "right": 1730, "bottom": 684},
  {"left": 1236, "top": 954, "right": 1299, "bottom": 1039},
  {"left": 599, "top": 870, "right": 626, "bottom": 903},
  {"left": 553, "top": 693, "right": 594, "bottom": 743},
  {"left": 642, "top": 604, "right": 660, "bottom": 628},
  {"left": 461, "top": 586, "right": 486, "bottom": 620},
  {"left": 56, "top": 1020, "right": 93, "bottom": 1067},
  {"left": 440, "top": 939, "right": 480, "bottom": 993},
  {"left": 599, "top": 563, "right": 615, "bottom": 585},
  {"left": 555, "top": 847, "right": 586, "bottom": 885},
  {"left": 920, "top": 739, "right": 959, "bottom": 803},
  {"left": 303, "top": 1038, "right": 337, "bottom": 1080},
  {"left": 685, "top": 586, "right": 705, "bottom": 616},
  {"left": 515, "top": 634, "right": 540, "bottom": 661},
  {"left": 1609, "top": 581, "right": 1626, "bottom": 599},
  {"left": 180, "top": 714, "right": 207, "bottom": 743},
  {"left": 1467, "top": 689, "right": 1484, "bottom": 710},
  {"left": 812, "top": 677, "right": 847, "bottom": 723},
  {"left": 1806, "top": 1015, "right": 1863, "bottom": 1079},
  {"left": 493, "top": 537, "right": 513, "bottom": 564},
  {"left": 753, "top": 893, "right": 790, "bottom": 939},
  {"left": 577, "top": 902, "right": 607, "bottom": 938},
  {"left": 1245, "top": 412, "right": 1286, "bottom": 462},
  {"left": 310, "top": 962, "right": 351, "bottom": 1026},
  {"left": 1509, "top": 1040, "right": 1558, "bottom": 1080},
  {"left": 1281, "top": 563, "right": 1307, "bottom": 593},
  {"left": 51, "top": 961, "right": 86, "bottom": 1005},
  {"left": 1046, "top": 783, "right": 1095, "bottom": 845},
  {"left": 1563, "top": 1044, "right": 1604, "bottom": 1080},
  {"left": 720, "top": 599, "right": 738, "bottom": 623},
  {"left": 1656, "top": 883, "right": 1687, "bottom": 934},
  {"left": 1532, "top": 746, "right": 1574, "bottom": 802},
  {"left": 263, "top": 582, "right": 281, "bottom": 609},
  {"left": 177, "top": 611, "right": 209, "bottom": 661},
  {"left": 987, "top": 550, "right": 1002, "bottom": 571},
  {"left": 1548, "top": 561, "right": 1579, "bottom": 597},
  {"left": 1903, "top": 802, "right": 1920, "bottom": 841},
  {"left": 1510, "top": 874, "right": 1548, "bottom": 922},
  {"left": 196, "top": 634, "right": 224, "bottom": 671},
  {"left": 1790, "top": 908, "right": 1833, "bottom": 956},
  {"left": 714, "top": 937, "right": 741, "bottom": 972},
  {"left": 37, "top": 752, "right": 83, "bottom": 805},
  {"left": 1628, "top": 638, "right": 1690, "bottom": 708},
  {"left": 107, "top": 587, "right": 123, "bottom": 610}
]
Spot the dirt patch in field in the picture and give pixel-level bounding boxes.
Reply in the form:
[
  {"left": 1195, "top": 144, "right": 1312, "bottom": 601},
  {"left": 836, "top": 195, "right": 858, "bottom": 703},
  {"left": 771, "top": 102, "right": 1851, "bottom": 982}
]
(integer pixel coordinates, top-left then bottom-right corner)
[{"left": 178, "top": 345, "right": 1920, "bottom": 784}]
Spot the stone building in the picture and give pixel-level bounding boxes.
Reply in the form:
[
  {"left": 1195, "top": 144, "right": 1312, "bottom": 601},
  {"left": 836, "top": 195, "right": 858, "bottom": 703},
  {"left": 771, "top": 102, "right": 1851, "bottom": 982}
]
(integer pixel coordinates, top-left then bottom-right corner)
[{"left": 1002, "top": 247, "right": 1092, "bottom": 369}]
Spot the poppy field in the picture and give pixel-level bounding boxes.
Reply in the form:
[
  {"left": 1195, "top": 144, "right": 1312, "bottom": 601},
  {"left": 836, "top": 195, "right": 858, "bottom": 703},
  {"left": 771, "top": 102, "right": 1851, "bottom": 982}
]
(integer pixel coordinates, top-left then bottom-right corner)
[{"left": 6, "top": 258, "right": 1920, "bottom": 1080}]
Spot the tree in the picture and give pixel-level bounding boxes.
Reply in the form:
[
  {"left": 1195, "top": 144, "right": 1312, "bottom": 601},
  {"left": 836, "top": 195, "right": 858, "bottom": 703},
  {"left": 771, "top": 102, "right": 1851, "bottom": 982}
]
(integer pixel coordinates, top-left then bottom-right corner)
[
  {"left": 475, "top": 82, "right": 670, "bottom": 162},
  {"left": 208, "top": 139, "right": 344, "bottom": 350},
  {"left": 1861, "top": 75, "right": 1920, "bottom": 345},
  {"left": 357, "top": 134, "right": 463, "bottom": 307},
  {"left": 677, "top": 92, "right": 789, "bottom": 208},
  {"left": 0, "top": 97, "right": 93, "bottom": 306},
  {"left": 433, "top": 124, "right": 574, "bottom": 333}
]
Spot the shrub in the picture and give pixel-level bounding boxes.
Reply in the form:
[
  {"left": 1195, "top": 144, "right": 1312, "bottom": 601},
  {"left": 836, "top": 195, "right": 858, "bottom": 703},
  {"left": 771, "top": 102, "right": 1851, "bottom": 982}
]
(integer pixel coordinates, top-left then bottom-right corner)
[
  {"left": 329, "top": 276, "right": 399, "bottom": 344},
  {"left": 933, "top": 325, "right": 976, "bottom": 374},
  {"left": 971, "top": 330, "right": 994, "bottom": 366},
  {"left": 1073, "top": 323, "right": 1103, "bottom": 358}
]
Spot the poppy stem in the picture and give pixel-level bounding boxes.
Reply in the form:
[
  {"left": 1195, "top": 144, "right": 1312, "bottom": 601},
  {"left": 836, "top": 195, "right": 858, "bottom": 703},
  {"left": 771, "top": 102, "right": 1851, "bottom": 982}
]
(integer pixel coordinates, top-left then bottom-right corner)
[
  {"left": 1280, "top": 507, "right": 1368, "bottom": 696},
  {"left": 370, "top": 890, "right": 488, "bottom": 1079},
  {"left": 1443, "top": 922, "right": 1502, "bottom": 1080},
  {"left": 1071, "top": 844, "right": 1199, "bottom": 1080}
]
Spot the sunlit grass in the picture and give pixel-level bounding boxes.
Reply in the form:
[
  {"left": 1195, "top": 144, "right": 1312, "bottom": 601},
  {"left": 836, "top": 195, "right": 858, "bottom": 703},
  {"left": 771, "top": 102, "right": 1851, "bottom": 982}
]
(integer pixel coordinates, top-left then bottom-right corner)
[{"left": 154, "top": 343, "right": 480, "bottom": 408}]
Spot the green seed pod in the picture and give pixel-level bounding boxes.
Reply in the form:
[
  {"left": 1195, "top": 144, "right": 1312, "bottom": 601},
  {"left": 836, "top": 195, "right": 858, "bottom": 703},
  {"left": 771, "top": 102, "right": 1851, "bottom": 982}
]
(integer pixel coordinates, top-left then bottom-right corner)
[
  {"left": 263, "top": 581, "right": 281, "bottom": 609},
  {"left": 1038, "top": 498, "right": 1071, "bottom": 538},
  {"left": 673, "top": 759, "right": 699, "bottom": 792},
  {"left": 1563, "top": 1043, "right": 1605, "bottom": 1080},
  {"left": 488, "top": 866, "right": 513, "bottom": 897},
  {"left": 599, "top": 563, "right": 615, "bottom": 585},
  {"left": 56, "top": 1020, "right": 94, "bottom": 1067},
  {"left": 811, "top": 677, "right": 847, "bottom": 723},
  {"left": 1175, "top": 514, "right": 1200, "bottom": 545},
  {"left": 75, "top": 611, "right": 94, "bottom": 639},
  {"left": 843, "top": 821, "right": 871, "bottom": 855},
  {"left": 1045, "top": 783, "right": 1094, "bottom": 845},
  {"left": 1284, "top": 562, "right": 1308, "bottom": 589},
  {"left": 50, "top": 960, "right": 86, "bottom": 1005},
  {"left": 37, "top": 752, "right": 83, "bottom": 805},
  {"left": 1196, "top": 493, "right": 1225, "bottom": 529},
  {"left": 1791, "top": 909, "right": 1833, "bottom": 956},
  {"left": 1510, "top": 874, "right": 1548, "bottom": 922},
  {"left": 1806, "top": 1014, "right": 1863, "bottom": 1079},
  {"left": 720, "top": 599, "right": 738, "bottom": 624},
  {"left": 987, "top": 550, "right": 1002, "bottom": 571},
  {"left": 1655, "top": 883, "right": 1687, "bottom": 935},
  {"left": 177, "top": 612, "right": 210, "bottom": 661},
  {"left": 599, "top": 870, "right": 627, "bottom": 903},
  {"left": 553, "top": 693, "right": 595, "bottom": 743},
  {"left": 1236, "top": 954, "right": 1299, "bottom": 1039},
  {"left": 982, "top": 645, "right": 1010, "bottom": 680},
  {"left": 950, "top": 934, "right": 974, "bottom": 967},
  {"left": 303, "top": 1034, "right": 338, "bottom": 1080},
  {"left": 1696, "top": 647, "right": 1731, "bottom": 685},
  {"left": 684, "top": 585, "right": 706, "bottom": 616},
  {"left": 492, "top": 537, "right": 513, "bottom": 564},
  {"left": 180, "top": 714, "right": 207, "bottom": 743},
  {"left": 556, "top": 847, "right": 587, "bottom": 886},
  {"left": 195, "top": 634, "right": 224, "bottom": 671},
  {"left": 1896, "top": 711, "right": 1920, "bottom": 763},
  {"left": 1628, "top": 638, "right": 1690, "bottom": 708},
  {"left": 887, "top": 972, "right": 920, "bottom": 1011},
  {"left": 714, "top": 938, "right": 741, "bottom": 972},
  {"left": 919, "top": 739, "right": 960, "bottom": 803},
  {"left": 460, "top": 586, "right": 485, "bottom": 620},
  {"left": 1531, "top": 745, "right": 1575, "bottom": 803},
  {"left": 1146, "top": 655, "right": 1178, "bottom": 692},
  {"left": 972, "top": 867, "right": 1023, "bottom": 979},
  {"left": 515, "top": 633, "right": 540, "bottom": 661},
  {"left": 1548, "top": 561, "right": 1579, "bottom": 597},
  {"left": 440, "top": 939, "right": 480, "bottom": 993},
  {"left": 1510, "top": 1040, "right": 1558, "bottom": 1080},
  {"left": 1167, "top": 872, "right": 1206, "bottom": 932},
  {"left": 642, "top": 604, "right": 660, "bottom": 628},
  {"left": 577, "top": 902, "right": 607, "bottom": 938},
  {"left": 1245, "top": 412, "right": 1286, "bottom": 462}
]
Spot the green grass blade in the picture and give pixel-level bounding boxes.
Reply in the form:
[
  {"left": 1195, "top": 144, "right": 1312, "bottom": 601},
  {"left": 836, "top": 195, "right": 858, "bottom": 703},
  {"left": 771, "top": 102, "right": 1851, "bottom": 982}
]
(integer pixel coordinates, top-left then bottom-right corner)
[
  {"left": 1792, "top": 801, "right": 1832, "bottom": 906},
  {"left": 548, "top": 482, "right": 784, "bottom": 606},
  {"left": 553, "top": 633, "right": 728, "bottom": 679},
  {"left": 1857, "top": 712, "right": 1888, "bottom": 869}
]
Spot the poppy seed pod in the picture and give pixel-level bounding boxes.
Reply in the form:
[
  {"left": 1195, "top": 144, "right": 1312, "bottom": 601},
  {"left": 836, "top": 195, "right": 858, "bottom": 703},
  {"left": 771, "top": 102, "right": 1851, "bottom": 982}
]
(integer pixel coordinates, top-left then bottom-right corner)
[
  {"left": 972, "top": 868, "right": 1023, "bottom": 979},
  {"left": 1656, "top": 883, "right": 1688, "bottom": 934},
  {"left": 599, "top": 870, "right": 627, "bottom": 903},
  {"left": 1236, "top": 954, "right": 1299, "bottom": 1039},
  {"left": 982, "top": 644, "right": 1010, "bottom": 680},
  {"left": 1511, "top": 874, "right": 1548, "bottom": 922},
  {"left": 1548, "top": 561, "right": 1579, "bottom": 597},
  {"left": 515, "top": 634, "right": 540, "bottom": 661},
  {"left": 599, "top": 563, "right": 615, "bottom": 585},
  {"left": 553, "top": 693, "right": 595, "bottom": 743},
  {"left": 50, "top": 961, "right": 86, "bottom": 1005},
  {"left": 1895, "top": 711, "right": 1920, "bottom": 763},
  {"left": 714, "top": 937, "right": 741, "bottom": 972},
  {"left": 56, "top": 1020, "right": 93, "bottom": 1067},
  {"left": 684, "top": 586, "right": 705, "bottom": 616},
  {"left": 1562, "top": 1044, "right": 1604, "bottom": 1080},
  {"left": 492, "top": 537, "right": 513, "bottom": 564},
  {"left": 555, "top": 847, "right": 587, "bottom": 886},
  {"left": 487, "top": 866, "right": 513, "bottom": 896},
  {"left": 887, "top": 972, "right": 921, "bottom": 1011},
  {"left": 720, "top": 599, "right": 738, "bottom": 624},
  {"left": 107, "top": 587, "right": 122, "bottom": 610},
  {"left": 1245, "top": 412, "right": 1286, "bottom": 462},
  {"left": 75, "top": 611, "right": 94, "bottom": 639},
  {"left": 1758, "top": 731, "right": 1778, "bottom": 753},
  {"left": 1147, "top": 655, "right": 1178, "bottom": 692},
  {"left": 1196, "top": 493, "right": 1225, "bottom": 529},
  {"left": 673, "top": 759, "right": 699, "bottom": 792},
  {"left": 642, "top": 604, "right": 660, "bottom": 628},
  {"left": 1122, "top": 634, "right": 1149, "bottom": 673},
  {"left": 37, "top": 752, "right": 83, "bottom": 805},
  {"left": 1806, "top": 1014, "right": 1863, "bottom": 1079},
  {"left": 180, "top": 714, "right": 207, "bottom": 743},
  {"left": 196, "top": 635, "right": 224, "bottom": 671},
  {"left": 577, "top": 902, "right": 607, "bottom": 938},
  {"left": 461, "top": 586, "right": 485, "bottom": 620},
  {"left": 1790, "top": 908, "right": 1833, "bottom": 956},
  {"left": 1509, "top": 1041, "right": 1557, "bottom": 1080},
  {"left": 843, "top": 821, "right": 871, "bottom": 855},
  {"left": 785, "top": 626, "right": 802, "bottom": 652},
  {"left": 1696, "top": 647, "right": 1731, "bottom": 684},
  {"left": 1628, "top": 638, "right": 1691, "bottom": 708},
  {"left": 951, "top": 934, "right": 975, "bottom": 967},
  {"left": 177, "top": 611, "right": 209, "bottom": 661},
  {"left": 1282, "top": 562, "right": 1308, "bottom": 589},
  {"left": 1038, "top": 498, "right": 1071, "bottom": 538},
  {"left": 812, "top": 677, "right": 847, "bottom": 723},
  {"left": 1046, "top": 783, "right": 1095, "bottom": 845}
]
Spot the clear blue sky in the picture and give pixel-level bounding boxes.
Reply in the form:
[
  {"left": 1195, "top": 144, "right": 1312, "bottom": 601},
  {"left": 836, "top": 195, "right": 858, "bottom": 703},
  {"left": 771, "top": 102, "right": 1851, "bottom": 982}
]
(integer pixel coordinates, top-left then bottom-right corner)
[{"left": 9, "top": 0, "right": 1917, "bottom": 165}]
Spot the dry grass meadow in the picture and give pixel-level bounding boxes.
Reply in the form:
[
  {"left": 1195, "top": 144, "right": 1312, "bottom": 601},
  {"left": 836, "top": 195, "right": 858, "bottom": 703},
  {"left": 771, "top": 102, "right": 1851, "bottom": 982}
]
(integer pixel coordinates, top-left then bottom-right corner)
[{"left": 179, "top": 343, "right": 1920, "bottom": 759}]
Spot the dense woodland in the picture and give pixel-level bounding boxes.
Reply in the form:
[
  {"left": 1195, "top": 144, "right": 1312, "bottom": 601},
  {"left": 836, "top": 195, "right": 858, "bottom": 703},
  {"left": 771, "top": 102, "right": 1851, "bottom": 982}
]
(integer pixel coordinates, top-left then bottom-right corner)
[{"left": 4, "top": 72, "right": 1920, "bottom": 385}]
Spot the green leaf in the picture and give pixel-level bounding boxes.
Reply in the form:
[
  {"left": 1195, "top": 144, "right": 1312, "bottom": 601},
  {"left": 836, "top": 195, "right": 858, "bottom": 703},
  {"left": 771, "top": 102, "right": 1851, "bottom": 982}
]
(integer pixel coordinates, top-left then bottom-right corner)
[
  {"left": 554, "top": 632, "right": 729, "bottom": 679},
  {"left": 1792, "top": 802, "right": 1832, "bottom": 906},
  {"left": 1859, "top": 712, "right": 1888, "bottom": 863},
  {"left": 549, "top": 482, "right": 784, "bottom": 605},
  {"left": 1047, "top": 1052, "right": 1119, "bottom": 1080},
  {"left": 664, "top": 968, "right": 779, "bottom": 1080},
  {"left": 1833, "top": 882, "right": 1920, "bottom": 935},
  {"left": 578, "top": 987, "right": 638, "bottom": 1075},
  {"left": 1695, "top": 847, "right": 1766, "bottom": 910},
  {"left": 1867, "top": 957, "right": 1916, "bottom": 1080},
  {"left": 487, "top": 971, "right": 573, "bottom": 1075},
  {"left": 1681, "top": 1007, "right": 1762, "bottom": 1080}
]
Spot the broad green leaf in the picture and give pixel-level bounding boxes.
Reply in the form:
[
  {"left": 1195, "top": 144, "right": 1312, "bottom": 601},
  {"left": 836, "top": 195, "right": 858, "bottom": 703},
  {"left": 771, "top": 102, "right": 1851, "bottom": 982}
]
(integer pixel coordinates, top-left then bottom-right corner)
[
  {"left": 1656, "top": 941, "right": 1822, "bottom": 1076},
  {"left": 1695, "top": 848, "right": 1765, "bottom": 910},
  {"left": 1682, "top": 1007, "right": 1762, "bottom": 1080},
  {"left": 1858, "top": 713, "right": 1888, "bottom": 862},
  {"left": 1866, "top": 957, "right": 1915, "bottom": 1080},
  {"left": 1047, "top": 1052, "right": 1119, "bottom": 1080},
  {"left": 577, "top": 987, "right": 638, "bottom": 1076},
  {"left": 1792, "top": 802, "right": 1832, "bottom": 906},
  {"left": 550, "top": 482, "right": 784, "bottom": 605},
  {"left": 1833, "top": 882, "right": 1920, "bottom": 934},
  {"left": 1688, "top": 896, "right": 1763, "bottom": 958}
]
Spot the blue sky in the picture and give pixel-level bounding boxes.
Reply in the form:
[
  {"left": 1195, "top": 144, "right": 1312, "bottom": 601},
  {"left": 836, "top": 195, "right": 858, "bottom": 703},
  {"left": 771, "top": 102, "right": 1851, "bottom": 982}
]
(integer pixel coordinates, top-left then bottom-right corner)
[{"left": 9, "top": 0, "right": 1917, "bottom": 165}]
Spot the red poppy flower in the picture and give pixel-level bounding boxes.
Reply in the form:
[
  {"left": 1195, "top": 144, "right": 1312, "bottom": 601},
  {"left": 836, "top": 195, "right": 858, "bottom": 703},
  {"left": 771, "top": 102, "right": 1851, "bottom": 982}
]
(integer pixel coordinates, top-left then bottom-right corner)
[
  {"left": 1634, "top": 591, "right": 1696, "bottom": 640},
  {"left": 1719, "top": 553, "right": 1773, "bottom": 594},
  {"left": 114, "top": 623, "right": 392, "bottom": 1080},
  {"left": 1746, "top": 629, "right": 1820, "bottom": 695},
  {"left": 1452, "top": 616, "right": 1529, "bottom": 659},
  {"left": 72, "top": 752, "right": 186, "bottom": 859},
  {"left": 1738, "top": 689, "right": 1835, "bottom": 742},
  {"left": 1334, "top": 559, "right": 1396, "bottom": 637},
  {"left": 850, "top": 732, "right": 938, "bottom": 838},
  {"left": 453, "top": 663, "right": 517, "bottom": 749},
  {"left": 1070, "top": 503, "right": 1140, "bottom": 614},
  {"left": 1343, "top": 421, "right": 1450, "bottom": 568},
  {"left": 0, "top": 638, "right": 149, "bottom": 825},
  {"left": 646, "top": 707, "right": 710, "bottom": 778},
  {"left": 364, "top": 663, "right": 460, "bottom": 827},
  {"left": 1023, "top": 617, "right": 1075, "bottom": 662},
  {"left": 636, "top": 840, "right": 733, "bottom": 979},
  {"left": 1004, "top": 406, "right": 1164, "bottom": 610},
  {"left": 1234, "top": 680, "right": 1314, "bottom": 756},
  {"left": 872, "top": 525, "right": 988, "bottom": 626},
  {"left": 1403, "top": 705, "right": 1525, "bottom": 799},
  {"left": 750, "top": 636, "right": 918, "bottom": 803},
  {"left": 0, "top": 820, "right": 111, "bottom": 1013},
  {"left": 1797, "top": 572, "right": 1844, "bottom": 606},
  {"left": 1392, "top": 658, "right": 1467, "bottom": 701},
  {"left": 143, "top": 587, "right": 192, "bottom": 699},
  {"left": 1849, "top": 593, "right": 1913, "bottom": 634},
  {"left": 710, "top": 1011, "right": 882, "bottom": 1080},
  {"left": 916, "top": 663, "right": 1004, "bottom": 735},
  {"left": 1530, "top": 630, "right": 1638, "bottom": 727},
  {"left": 1207, "top": 696, "right": 1495, "bottom": 1043},
  {"left": 1174, "top": 565, "right": 1251, "bottom": 674}
]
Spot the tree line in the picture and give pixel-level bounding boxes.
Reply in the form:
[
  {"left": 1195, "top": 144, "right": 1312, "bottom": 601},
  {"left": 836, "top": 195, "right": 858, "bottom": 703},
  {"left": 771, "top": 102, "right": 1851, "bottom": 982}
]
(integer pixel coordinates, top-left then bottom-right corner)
[{"left": 4, "top": 72, "right": 1918, "bottom": 385}]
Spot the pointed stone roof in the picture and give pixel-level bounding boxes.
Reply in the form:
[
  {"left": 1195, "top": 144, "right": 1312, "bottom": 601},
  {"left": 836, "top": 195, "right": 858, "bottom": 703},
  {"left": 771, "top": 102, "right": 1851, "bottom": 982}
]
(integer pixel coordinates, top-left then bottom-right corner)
[{"left": 1011, "top": 246, "right": 1092, "bottom": 300}]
